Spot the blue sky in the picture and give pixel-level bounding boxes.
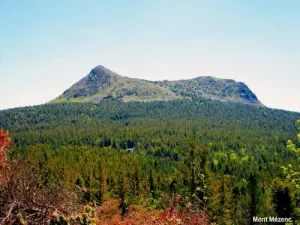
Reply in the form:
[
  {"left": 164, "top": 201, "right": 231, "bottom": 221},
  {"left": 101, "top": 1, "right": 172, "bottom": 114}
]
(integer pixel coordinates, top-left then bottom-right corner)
[{"left": 1, "top": 0, "right": 300, "bottom": 112}]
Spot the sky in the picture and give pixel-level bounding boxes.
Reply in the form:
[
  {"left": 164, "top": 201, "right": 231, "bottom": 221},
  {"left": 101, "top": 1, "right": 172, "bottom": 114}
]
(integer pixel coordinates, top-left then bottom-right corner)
[{"left": 0, "top": 0, "right": 300, "bottom": 112}]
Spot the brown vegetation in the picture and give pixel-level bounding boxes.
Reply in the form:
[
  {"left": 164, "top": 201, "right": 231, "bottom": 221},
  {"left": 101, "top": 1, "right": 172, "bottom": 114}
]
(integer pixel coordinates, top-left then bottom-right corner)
[
  {"left": 0, "top": 130, "right": 79, "bottom": 225},
  {"left": 97, "top": 198, "right": 208, "bottom": 225}
]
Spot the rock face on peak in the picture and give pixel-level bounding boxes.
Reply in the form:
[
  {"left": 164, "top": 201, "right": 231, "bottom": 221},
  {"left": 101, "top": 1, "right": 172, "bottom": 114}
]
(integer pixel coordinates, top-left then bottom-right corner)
[
  {"left": 52, "top": 65, "right": 263, "bottom": 106},
  {"left": 61, "top": 66, "right": 121, "bottom": 99},
  {"left": 157, "top": 76, "right": 262, "bottom": 105}
]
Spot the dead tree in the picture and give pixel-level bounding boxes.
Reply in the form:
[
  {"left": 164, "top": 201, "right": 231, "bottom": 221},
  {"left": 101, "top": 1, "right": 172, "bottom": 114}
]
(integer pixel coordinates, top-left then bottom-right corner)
[{"left": 0, "top": 129, "right": 79, "bottom": 225}]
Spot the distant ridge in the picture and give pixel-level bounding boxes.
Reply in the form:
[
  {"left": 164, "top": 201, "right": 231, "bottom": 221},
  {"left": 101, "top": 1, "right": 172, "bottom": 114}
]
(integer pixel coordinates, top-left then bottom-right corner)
[{"left": 52, "top": 65, "right": 263, "bottom": 106}]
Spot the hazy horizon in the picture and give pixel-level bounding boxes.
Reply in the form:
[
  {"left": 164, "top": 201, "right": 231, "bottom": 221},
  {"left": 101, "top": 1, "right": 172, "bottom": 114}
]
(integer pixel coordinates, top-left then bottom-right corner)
[{"left": 1, "top": 0, "right": 300, "bottom": 112}]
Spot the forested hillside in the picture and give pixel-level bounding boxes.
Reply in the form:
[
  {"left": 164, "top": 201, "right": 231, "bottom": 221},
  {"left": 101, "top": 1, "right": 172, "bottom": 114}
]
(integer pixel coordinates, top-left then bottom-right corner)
[{"left": 0, "top": 99, "right": 299, "bottom": 224}]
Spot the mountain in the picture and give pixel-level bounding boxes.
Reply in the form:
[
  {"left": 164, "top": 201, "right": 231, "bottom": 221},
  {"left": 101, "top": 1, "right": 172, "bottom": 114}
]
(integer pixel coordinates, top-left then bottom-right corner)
[
  {"left": 52, "top": 65, "right": 263, "bottom": 106},
  {"left": 1, "top": 70, "right": 299, "bottom": 224}
]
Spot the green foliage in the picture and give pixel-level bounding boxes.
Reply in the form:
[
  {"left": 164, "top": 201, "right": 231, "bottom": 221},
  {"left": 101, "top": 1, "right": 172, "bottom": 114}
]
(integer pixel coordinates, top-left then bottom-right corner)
[
  {"left": 282, "top": 121, "right": 300, "bottom": 223},
  {"left": 117, "top": 171, "right": 129, "bottom": 219},
  {"left": 1, "top": 100, "right": 300, "bottom": 224},
  {"left": 248, "top": 172, "right": 262, "bottom": 218},
  {"left": 49, "top": 210, "right": 70, "bottom": 225},
  {"left": 49, "top": 204, "right": 97, "bottom": 225},
  {"left": 75, "top": 204, "right": 97, "bottom": 225},
  {"left": 272, "top": 181, "right": 293, "bottom": 220},
  {"left": 180, "top": 139, "right": 208, "bottom": 206},
  {"left": 16, "top": 213, "right": 27, "bottom": 225}
]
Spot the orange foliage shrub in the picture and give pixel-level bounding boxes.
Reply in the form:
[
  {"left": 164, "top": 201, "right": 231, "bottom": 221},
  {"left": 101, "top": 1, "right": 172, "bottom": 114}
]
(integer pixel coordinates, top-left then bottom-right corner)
[
  {"left": 96, "top": 200, "right": 209, "bottom": 225},
  {"left": 0, "top": 129, "right": 9, "bottom": 165}
]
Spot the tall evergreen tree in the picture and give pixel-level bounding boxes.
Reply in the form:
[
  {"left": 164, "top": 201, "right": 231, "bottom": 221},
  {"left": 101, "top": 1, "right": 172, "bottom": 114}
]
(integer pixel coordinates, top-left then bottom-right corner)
[{"left": 248, "top": 172, "right": 261, "bottom": 224}]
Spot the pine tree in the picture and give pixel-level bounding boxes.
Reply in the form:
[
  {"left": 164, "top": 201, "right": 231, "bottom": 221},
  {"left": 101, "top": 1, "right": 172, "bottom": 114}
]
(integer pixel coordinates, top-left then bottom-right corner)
[
  {"left": 95, "top": 160, "right": 107, "bottom": 205},
  {"left": 149, "top": 170, "right": 157, "bottom": 199},
  {"left": 248, "top": 172, "right": 261, "bottom": 224},
  {"left": 118, "top": 171, "right": 129, "bottom": 219},
  {"left": 181, "top": 139, "right": 208, "bottom": 211},
  {"left": 273, "top": 185, "right": 292, "bottom": 221},
  {"left": 282, "top": 120, "right": 300, "bottom": 223}
]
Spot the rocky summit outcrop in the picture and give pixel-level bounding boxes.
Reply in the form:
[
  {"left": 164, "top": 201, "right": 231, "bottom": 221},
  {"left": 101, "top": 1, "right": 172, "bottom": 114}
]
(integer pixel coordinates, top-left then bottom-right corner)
[{"left": 157, "top": 76, "right": 262, "bottom": 105}]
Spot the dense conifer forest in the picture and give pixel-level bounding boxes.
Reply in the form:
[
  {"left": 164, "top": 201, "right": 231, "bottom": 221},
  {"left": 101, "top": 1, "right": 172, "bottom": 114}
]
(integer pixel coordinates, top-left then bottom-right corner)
[{"left": 0, "top": 99, "right": 299, "bottom": 224}]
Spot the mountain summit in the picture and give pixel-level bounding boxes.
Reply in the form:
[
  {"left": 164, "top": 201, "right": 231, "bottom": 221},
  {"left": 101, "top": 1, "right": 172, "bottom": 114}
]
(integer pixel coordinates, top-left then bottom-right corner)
[{"left": 52, "top": 65, "right": 263, "bottom": 106}]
